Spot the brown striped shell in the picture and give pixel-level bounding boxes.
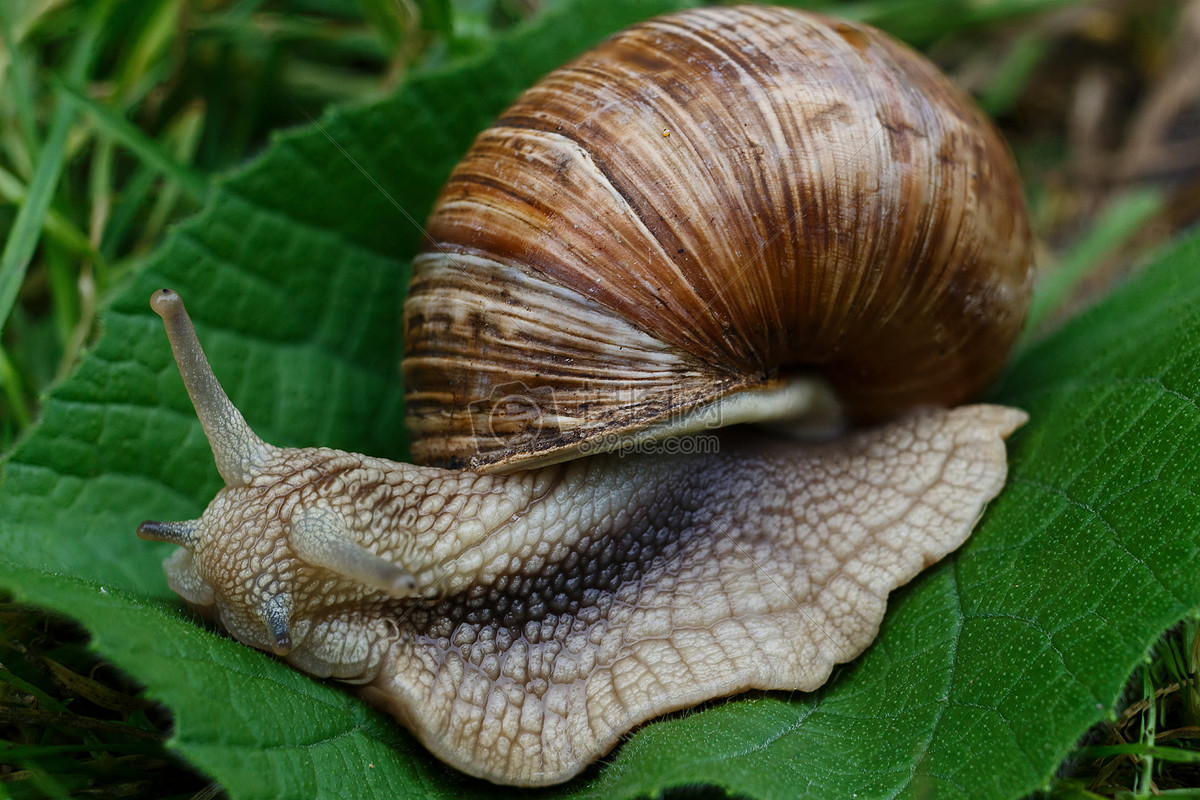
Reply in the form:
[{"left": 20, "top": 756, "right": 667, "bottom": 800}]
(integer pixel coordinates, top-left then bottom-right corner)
[{"left": 403, "top": 4, "right": 1032, "bottom": 472}]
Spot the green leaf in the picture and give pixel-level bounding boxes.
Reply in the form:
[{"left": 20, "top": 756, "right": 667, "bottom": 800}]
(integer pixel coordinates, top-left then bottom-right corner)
[{"left": 3, "top": 1, "right": 1199, "bottom": 799}]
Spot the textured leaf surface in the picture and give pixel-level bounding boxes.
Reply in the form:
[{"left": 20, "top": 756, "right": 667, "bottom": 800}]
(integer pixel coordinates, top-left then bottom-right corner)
[{"left": 3, "top": 1, "right": 1200, "bottom": 798}]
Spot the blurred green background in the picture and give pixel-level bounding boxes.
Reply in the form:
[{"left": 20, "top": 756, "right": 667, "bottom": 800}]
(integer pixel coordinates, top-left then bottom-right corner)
[{"left": 3, "top": 1, "right": 1200, "bottom": 797}]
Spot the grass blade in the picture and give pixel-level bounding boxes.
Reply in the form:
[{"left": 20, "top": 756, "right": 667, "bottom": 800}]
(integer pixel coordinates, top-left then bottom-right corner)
[
  {"left": 1078, "top": 744, "right": 1200, "bottom": 765},
  {"left": 0, "top": 0, "right": 112, "bottom": 340},
  {"left": 50, "top": 78, "right": 211, "bottom": 204},
  {"left": 1023, "top": 188, "right": 1165, "bottom": 337},
  {"left": 0, "top": 165, "right": 102, "bottom": 264},
  {"left": 0, "top": 2, "right": 42, "bottom": 161}
]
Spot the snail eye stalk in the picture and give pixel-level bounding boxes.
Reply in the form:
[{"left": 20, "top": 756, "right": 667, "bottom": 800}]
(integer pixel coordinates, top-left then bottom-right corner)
[
  {"left": 137, "top": 519, "right": 200, "bottom": 547},
  {"left": 150, "top": 289, "right": 274, "bottom": 488}
]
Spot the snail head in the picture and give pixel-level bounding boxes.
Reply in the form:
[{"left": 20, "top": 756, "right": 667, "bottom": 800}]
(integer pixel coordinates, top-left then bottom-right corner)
[{"left": 138, "top": 290, "right": 423, "bottom": 677}]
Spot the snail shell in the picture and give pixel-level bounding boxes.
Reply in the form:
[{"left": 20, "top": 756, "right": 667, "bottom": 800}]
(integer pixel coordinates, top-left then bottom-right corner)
[{"left": 404, "top": 3, "right": 1032, "bottom": 471}]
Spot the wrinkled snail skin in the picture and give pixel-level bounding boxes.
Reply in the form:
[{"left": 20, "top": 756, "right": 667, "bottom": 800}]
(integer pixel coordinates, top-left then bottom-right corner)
[
  {"left": 358, "top": 407, "right": 1025, "bottom": 784},
  {"left": 139, "top": 299, "right": 1024, "bottom": 783},
  {"left": 139, "top": 4, "right": 1033, "bottom": 789}
]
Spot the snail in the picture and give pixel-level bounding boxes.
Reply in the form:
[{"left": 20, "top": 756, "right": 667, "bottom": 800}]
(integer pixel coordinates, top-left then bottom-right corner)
[{"left": 138, "top": 4, "right": 1033, "bottom": 788}]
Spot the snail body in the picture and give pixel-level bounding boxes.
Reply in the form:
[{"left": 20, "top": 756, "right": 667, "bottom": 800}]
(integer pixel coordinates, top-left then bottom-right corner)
[{"left": 140, "top": 5, "right": 1032, "bottom": 787}]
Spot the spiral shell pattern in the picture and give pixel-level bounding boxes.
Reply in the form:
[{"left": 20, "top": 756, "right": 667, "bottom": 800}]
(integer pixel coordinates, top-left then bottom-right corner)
[{"left": 403, "top": 5, "right": 1032, "bottom": 470}]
